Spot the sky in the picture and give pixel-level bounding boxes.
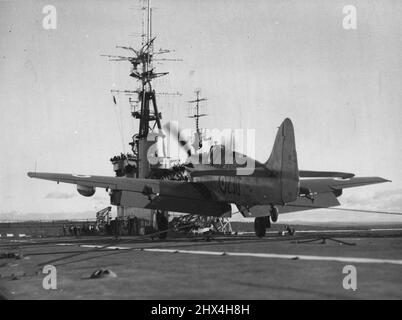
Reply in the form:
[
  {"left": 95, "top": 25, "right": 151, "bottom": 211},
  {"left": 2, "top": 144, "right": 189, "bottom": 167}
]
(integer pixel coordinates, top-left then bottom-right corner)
[{"left": 0, "top": 0, "right": 402, "bottom": 223}]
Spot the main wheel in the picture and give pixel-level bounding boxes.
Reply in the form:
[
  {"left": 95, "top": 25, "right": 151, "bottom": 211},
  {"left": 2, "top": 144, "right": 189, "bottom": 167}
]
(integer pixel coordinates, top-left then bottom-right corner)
[
  {"left": 156, "top": 211, "right": 168, "bottom": 239},
  {"left": 265, "top": 216, "right": 271, "bottom": 228},
  {"left": 254, "top": 216, "right": 268, "bottom": 238},
  {"left": 270, "top": 206, "right": 279, "bottom": 223}
]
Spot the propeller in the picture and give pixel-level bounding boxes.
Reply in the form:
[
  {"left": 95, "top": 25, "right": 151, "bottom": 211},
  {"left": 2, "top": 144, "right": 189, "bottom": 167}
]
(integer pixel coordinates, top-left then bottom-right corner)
[{"left": 163, "top": 122, "right": 193, "bottom": 158}]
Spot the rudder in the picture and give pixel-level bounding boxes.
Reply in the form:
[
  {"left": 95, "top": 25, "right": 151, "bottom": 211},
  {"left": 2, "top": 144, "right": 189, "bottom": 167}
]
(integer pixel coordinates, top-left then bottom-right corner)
[{"left": 265, "top": 118, "right": 299, "bottom": 203}]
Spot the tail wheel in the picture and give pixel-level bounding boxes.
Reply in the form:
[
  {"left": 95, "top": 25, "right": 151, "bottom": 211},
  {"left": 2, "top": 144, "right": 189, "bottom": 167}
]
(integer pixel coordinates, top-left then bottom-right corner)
[
  {"left": 156, "top": 211, "right": 168, "bottom": 239},
  {"left": 270, "top": 206, "right": 279, "bottom": 223},
  {"left": 288, "top": 226, "right": 295, "bottom": 236},
  {"left": 254, "top": 217, "right": 268, "bottom": 238}
]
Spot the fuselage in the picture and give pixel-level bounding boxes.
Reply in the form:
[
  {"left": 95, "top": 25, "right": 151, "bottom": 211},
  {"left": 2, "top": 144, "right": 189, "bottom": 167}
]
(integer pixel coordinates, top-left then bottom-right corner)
[{"left": 192, "top": 172, "right": 285, "bottom": 207}]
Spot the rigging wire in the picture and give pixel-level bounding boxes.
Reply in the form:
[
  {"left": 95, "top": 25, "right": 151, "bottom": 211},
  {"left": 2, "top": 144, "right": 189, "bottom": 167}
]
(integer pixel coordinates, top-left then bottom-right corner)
[
  {"left": 286, "top": 204, "right": 402, "bottom": 216},
  {"left": 118, "top": 97, "right": 127, "bottom": 153},
  {"left": 112, "top": 97, "right": 126, "bottom": 153}
]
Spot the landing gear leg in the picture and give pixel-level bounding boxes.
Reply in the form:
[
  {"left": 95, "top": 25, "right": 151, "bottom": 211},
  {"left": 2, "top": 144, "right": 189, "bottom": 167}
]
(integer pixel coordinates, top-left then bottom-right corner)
[
  {"left": 270, "top": 206, "right": 279, "bottom": 223},
  {"left": 156, "top": 210, "right": 168, "bottom": 240},
  {"left": 254, "top": 216, "right": 269, "bottom": 238}
]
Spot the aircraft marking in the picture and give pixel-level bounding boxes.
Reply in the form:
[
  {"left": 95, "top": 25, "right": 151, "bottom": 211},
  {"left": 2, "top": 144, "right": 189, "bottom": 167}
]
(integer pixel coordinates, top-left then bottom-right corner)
[
  {"left": 72, "top": 174, "right": 92, "bottom": 178},
  {"left": 218, "top": 176, "right": 241, "bottom": 195}
]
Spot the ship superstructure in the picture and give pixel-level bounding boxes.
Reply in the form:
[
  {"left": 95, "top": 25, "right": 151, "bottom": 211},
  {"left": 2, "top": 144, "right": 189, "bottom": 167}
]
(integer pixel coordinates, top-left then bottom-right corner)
[{"left": 102, "top": 0, "right": 182, "bottom": 234}]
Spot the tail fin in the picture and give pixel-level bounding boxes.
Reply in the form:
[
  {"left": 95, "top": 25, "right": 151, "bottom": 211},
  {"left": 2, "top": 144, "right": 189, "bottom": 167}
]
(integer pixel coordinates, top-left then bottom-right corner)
[{"left": 265, "top": 118, "right": 299, "bottom": 203}]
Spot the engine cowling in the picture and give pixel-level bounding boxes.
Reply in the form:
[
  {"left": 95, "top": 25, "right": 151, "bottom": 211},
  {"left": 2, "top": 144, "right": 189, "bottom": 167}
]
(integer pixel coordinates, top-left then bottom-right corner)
[{"left": 77, "top": 185, "right": 96, "bottom": 197}]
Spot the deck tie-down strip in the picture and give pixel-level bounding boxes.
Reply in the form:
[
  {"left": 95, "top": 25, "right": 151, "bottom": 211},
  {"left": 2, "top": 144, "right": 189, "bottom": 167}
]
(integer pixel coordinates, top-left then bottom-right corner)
[
  {"left": 55, "top": 243, "right": 402, "bottom": 265},
  {"left": 143, "top": 248, "right": 402, "bottom": 266}
]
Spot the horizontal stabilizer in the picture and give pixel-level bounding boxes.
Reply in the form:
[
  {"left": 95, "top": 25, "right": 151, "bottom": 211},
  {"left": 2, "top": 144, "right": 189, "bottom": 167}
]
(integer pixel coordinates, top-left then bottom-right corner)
[
  {"left": 277, "top": 192, "right": 340, "bottom": 214},
  {"left": 299, "top": 170, "right": 355, "bottom": 179},
  {"left": 246, "top": 192, "right": 340, "bottom": 217},
  {"left": 300, "top": 177, "right": 390, "bottom": 194}
]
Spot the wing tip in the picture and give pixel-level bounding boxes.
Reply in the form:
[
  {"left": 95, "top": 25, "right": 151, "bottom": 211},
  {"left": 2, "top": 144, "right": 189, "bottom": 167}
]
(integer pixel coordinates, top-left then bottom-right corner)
[{"left": 366, "top": 177, "right": 391, "bottom": 184}]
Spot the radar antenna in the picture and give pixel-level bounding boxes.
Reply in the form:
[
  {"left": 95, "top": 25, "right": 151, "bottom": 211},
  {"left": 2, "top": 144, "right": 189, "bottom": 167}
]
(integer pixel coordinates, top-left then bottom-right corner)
[{"left": 187, "top": 89, "right": 208, "bottom": 149}]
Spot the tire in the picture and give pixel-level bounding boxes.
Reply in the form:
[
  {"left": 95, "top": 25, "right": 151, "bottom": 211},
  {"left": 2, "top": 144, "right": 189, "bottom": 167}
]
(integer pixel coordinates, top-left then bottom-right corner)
[
  {"left": 270, "top": 206, "right": 279, "bottom": 223},
  {"left": 254, "top": 217, "right": 267, "bottom": 238},
  {"left": 156, "top": 211, "right": 168, "bottom": 239}
]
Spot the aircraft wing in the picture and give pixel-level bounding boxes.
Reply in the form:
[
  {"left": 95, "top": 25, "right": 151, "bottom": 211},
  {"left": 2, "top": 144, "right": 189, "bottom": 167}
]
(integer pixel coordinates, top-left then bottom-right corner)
[
  {"left": 28, "top": 172, "right": 161, "bottom": 191},
  {"left": 27, "top": 172, "right": 231, "bottom": 216}
]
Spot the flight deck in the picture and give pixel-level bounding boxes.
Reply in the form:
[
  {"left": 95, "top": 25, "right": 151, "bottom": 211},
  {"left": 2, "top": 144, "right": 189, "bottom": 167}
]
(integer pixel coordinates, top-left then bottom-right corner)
[{"left": 1, "top": 224, "right": 401, "bottom": 300}]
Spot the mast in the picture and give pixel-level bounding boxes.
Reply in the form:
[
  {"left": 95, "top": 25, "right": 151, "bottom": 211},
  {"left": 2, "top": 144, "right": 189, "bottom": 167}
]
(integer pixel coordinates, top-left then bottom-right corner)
[
  {"left": 103, "top": 0, "right": 178, "bottom": 178},
  {"left": 188, "top": 89, "right": 208, "bottom": 149},
  {"left": 101, "top": 0, "right": 182, "bottom": 233}
]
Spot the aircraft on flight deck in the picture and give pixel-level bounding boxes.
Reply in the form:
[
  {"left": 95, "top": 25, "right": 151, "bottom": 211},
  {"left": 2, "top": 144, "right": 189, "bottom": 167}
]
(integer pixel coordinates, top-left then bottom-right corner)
[{"left": 28, "top": 118, "right": 389, "bottom": 238}]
